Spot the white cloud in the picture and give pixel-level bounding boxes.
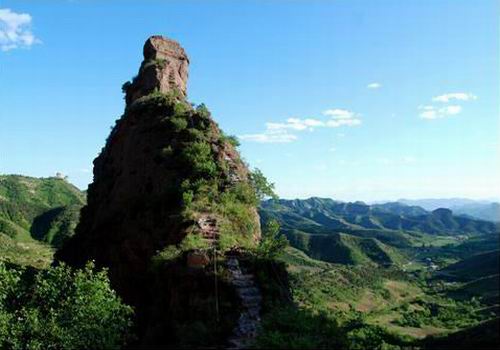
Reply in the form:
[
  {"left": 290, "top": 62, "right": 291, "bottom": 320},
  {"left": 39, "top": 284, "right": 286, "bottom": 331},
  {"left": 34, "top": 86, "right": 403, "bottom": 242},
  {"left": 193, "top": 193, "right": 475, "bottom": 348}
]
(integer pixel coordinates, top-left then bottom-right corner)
[
  {"left": 440, "top": 105, "right": 462, "bottom": 115},
  {"left": 367, "top": 82, "right": 381, "bottom": 89},
  {"left": 432, "top": 92, "right": 477, "bottom": 103},
  {"left": 419, "top": 105, "right": 463, "bottom": 120},
  {"left": 267, "top": 118, "right": 327, "bottom": 132},
  {"left": 0, "top": 8, "right": 40, "bottom": 51},
  {"left": 238, "top": 129, "right": 298, "bottom": 144},
  {"left": 326, "top": 118, "right": 362, "bottom": 127},
  {"left": 240, "top": 107, "right": 361, "bottom": 143},
  {"left": 322, "top": 108, "right": 355, "bottom": 119},
  {"left": 420, "top": 111, "right": 438, "bottom": 120}
]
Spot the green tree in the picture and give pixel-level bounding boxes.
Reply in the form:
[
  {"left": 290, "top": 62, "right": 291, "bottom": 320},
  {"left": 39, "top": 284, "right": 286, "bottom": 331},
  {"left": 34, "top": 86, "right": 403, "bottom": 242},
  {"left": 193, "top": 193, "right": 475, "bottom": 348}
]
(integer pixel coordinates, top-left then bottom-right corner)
[
  {"left": 250, "top": 168, "right": 277, "bottom": 201},
  {"left": 0, "top": 262, "right": 134, "bottom": 349},
  {"left": 257, "top": 219, "right": 288, "bottom": 259},
  {"left": 182, "top": 141, "right": 217, "bottom": 178}
]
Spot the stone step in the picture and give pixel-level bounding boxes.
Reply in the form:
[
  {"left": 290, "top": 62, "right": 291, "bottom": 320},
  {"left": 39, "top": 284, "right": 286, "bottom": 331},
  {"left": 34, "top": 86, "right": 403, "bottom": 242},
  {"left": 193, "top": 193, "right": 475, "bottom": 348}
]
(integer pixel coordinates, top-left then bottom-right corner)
[
  {"left": 237, "top": 287, "right": 260, "bottom": 297},
  {"left": 232, "top": 273, "right": 254, "bottom": 281},
  {"left": 225, "top": 256, "right": 261, "bottom": 349},
  {"left": 242, "top": 299, "right": 261, "bottom": 308},
  {"left": 226, "top": 258, "right": 239, "bottom": 268},
  {"left": 231, "top": 279, "right": 254, "bottom": 288},
  {"left": 227, "top": 337, "right": 248, "bottom": 349}
]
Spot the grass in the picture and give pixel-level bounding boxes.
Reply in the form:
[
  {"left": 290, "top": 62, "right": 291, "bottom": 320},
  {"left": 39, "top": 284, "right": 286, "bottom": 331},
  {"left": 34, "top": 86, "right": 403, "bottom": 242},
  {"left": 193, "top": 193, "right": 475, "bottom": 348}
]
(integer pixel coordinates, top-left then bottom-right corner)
[{"left": 0, "top": 233, "right": 53, "bottom": 269}]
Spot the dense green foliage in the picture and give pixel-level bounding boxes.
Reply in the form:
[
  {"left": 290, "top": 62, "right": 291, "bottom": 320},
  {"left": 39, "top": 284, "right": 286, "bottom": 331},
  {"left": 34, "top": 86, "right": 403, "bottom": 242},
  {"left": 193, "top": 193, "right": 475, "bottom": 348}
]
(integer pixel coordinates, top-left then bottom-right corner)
[
  {"left": 394, "top": 298, "right": 486, "bottom": 329},
  {"left": 255, "top": 219, "right": 289, "bottom": 259},
  {"left": 250, "top": 168, "right": 278, "bottom": 201},
  {"left": 117, "top": 91, "right": 264, "bottom": 254},
  {"left": 0, "top": 262, "right": 133, "bottom": 349}
]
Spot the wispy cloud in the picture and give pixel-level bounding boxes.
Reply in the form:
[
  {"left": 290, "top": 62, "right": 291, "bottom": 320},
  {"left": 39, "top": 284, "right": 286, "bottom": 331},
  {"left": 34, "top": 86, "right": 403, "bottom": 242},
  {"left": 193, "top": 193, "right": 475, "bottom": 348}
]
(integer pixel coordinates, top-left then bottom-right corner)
[
  {"left": 240, "top": 108, "right": 362, "bottom": 143},
  {"left": 432, "top": 92, "right": 477, "bottom": 103},
  {"left": 367, "top": 82, "right": 381, "bottom": 89},
  {"left": 322, "top": 108, "right": 355, "bottom": 119},
  {"left": 266, "top": 118, "right": 324, "bottom": 131},
  {"left": 238, "top": 130, "right": 298, "bottom": 144},
  {"left": 0, "top": 8, "right": 40, "bottom": 51},
  {"left": 419, "top": 92, "right": 475, "bottom": 120},
  {"left": 419, "top": 105, "right": 462, "bottom": 120}
]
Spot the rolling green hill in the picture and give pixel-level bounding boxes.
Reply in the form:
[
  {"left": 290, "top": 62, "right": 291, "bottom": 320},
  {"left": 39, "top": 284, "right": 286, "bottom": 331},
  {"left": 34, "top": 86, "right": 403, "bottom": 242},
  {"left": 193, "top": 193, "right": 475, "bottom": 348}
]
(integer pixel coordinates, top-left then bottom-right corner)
[
  {"left": 0, "top": 175, "right": 86, "bottom": 267},
  {"left": 286, "top": 231, "right": 406, "bottom": 266}
]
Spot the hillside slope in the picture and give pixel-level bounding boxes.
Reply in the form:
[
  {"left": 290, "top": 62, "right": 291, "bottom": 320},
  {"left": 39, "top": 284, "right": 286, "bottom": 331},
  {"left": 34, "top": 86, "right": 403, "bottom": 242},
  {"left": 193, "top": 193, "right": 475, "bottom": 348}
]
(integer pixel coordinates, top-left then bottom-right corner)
[
  {"left": 0, "top": 175, "right": 85, "bottom": 265},
  {"left": 439, "top": 250, "right": 500, "bottom": 281},
  {"left": 286, "top": 231, "right": 405, "bottom": 266}
]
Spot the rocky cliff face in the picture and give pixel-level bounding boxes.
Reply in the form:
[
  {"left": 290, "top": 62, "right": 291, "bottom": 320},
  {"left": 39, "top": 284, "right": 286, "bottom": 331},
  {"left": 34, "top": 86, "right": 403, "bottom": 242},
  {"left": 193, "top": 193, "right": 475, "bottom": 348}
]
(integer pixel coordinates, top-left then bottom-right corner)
[
  {"left": 56, "top": 36, "right": 261, "bottom": 345},
  {"left": 125, "top": 35, "right": 189, "bottom": 104}
]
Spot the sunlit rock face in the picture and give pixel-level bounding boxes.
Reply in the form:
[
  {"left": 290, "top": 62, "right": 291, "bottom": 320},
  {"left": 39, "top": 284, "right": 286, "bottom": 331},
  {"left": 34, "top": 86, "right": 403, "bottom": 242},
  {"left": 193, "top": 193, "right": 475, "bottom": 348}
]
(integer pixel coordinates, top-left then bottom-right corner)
[{"left": 125, "top": 35, "right": 190, "bottom": 104}]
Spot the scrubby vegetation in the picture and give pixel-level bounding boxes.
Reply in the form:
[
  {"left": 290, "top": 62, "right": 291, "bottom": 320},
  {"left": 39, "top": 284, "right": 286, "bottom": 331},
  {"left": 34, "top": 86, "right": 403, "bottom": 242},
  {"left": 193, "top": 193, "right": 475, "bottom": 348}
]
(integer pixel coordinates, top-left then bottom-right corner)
[
  {"left": 0, "top": 262, "right": 133, "bottom": 349},
  {"left": 254, "top": 242, "right": 498, "bottom": 349}
]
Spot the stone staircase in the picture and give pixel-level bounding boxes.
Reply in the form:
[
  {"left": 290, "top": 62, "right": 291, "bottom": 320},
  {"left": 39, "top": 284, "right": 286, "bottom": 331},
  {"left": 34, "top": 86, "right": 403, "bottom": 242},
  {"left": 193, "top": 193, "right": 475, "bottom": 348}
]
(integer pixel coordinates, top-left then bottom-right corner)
[
  {"left": 196, "top": 214, "right": 262, "bottom": 349},
  {"left": 225, "top": 255, "right": 262, "bottom": 349}
]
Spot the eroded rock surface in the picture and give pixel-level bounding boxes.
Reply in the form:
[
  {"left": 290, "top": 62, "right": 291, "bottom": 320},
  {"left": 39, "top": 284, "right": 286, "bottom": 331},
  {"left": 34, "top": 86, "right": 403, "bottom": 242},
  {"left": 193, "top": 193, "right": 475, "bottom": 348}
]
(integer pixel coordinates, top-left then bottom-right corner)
[{"left": 125, "top": 35, "right": 189, "bottom": 104}]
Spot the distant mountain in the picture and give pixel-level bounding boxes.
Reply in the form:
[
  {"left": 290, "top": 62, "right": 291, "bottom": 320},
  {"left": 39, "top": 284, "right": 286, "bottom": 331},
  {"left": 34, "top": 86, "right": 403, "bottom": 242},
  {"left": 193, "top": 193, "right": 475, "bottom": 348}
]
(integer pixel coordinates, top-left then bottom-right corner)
[
  {"left": 398, "top": 198, "right": 500, "bottom": 222},
  {"left": 372, "top": 201, "right": 428, "bottom": 216},
  {"left": 260, "top": 198, "right": 498, "bottom": 267},
  {"left": 261, "top": 197, "right": 497, "bottom": 237},
  {"left": 451, "top": 202, "right": 500, "bottom": 222},
  {"left": 0, "top": 175, "right": 85, "bottom": 252}
]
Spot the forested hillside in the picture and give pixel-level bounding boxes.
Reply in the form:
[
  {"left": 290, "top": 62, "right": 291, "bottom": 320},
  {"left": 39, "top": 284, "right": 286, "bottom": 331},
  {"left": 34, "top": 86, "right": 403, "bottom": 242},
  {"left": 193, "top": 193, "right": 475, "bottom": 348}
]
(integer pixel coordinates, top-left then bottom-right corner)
[{"left": 0, "top": 175, "right": 85, "bottom": 267}]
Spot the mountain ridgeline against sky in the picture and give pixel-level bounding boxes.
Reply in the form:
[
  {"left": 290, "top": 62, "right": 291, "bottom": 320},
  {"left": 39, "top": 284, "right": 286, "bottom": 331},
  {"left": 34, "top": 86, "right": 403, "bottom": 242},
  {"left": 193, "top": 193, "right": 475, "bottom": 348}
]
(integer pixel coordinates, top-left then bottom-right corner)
[
  {"left": 399, "top": 198, "right": 500, "bottom": 222},
  {"left": 55, "top": 36, "right": 263, "bottom": 346},
  {"left": 261, "top": 198, "right": 497, "bottom": 236},
  {"left": 260, "top": 197, "right": 498, "bottom": 265}
]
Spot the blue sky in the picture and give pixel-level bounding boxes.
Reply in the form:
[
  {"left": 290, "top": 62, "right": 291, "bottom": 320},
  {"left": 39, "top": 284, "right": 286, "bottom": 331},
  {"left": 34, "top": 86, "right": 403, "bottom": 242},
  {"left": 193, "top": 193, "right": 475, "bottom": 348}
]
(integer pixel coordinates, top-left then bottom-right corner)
[{"left": 1, "top": 0, "right": 498, "bottom": 201}]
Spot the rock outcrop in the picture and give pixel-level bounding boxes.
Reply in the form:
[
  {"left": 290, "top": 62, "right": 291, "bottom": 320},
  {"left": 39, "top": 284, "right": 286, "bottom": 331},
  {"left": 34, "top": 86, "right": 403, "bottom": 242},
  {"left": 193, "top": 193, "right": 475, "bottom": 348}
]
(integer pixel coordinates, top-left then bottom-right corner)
[
  {"left": 56, "top": 35, "right": 261, "bottom": 347},
  {"left": 124, "top": 35, "right": 189, "bottom": 104}
]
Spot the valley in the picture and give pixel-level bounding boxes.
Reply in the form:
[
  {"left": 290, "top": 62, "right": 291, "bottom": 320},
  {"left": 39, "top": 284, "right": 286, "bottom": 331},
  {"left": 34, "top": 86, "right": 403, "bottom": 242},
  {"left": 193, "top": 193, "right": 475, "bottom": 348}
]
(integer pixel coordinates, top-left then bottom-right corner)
[{"left": 1, "top": 173, "right": 498, "bottom": 348}]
